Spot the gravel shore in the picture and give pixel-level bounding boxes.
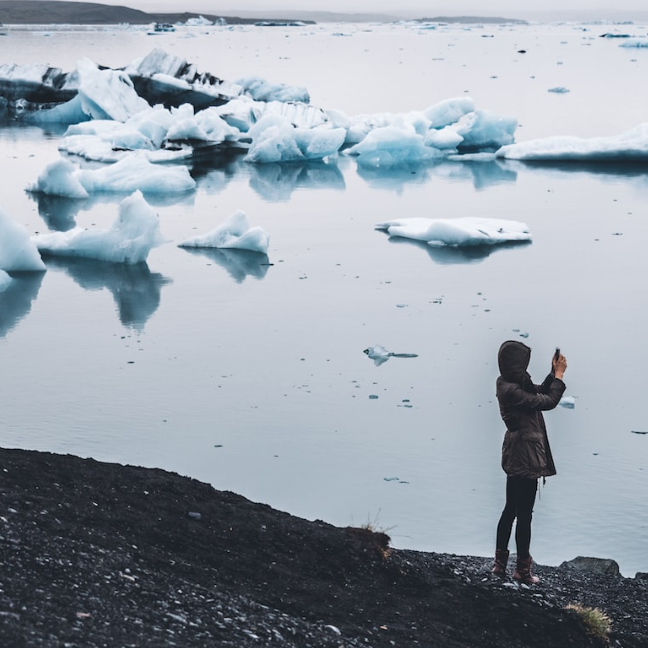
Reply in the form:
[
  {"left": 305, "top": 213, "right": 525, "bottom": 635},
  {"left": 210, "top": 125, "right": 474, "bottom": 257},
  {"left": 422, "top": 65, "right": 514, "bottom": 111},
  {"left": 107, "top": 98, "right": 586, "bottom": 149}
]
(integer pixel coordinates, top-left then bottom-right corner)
[{"left": 0, "top": 447, "right": 645, "bottom": 647}]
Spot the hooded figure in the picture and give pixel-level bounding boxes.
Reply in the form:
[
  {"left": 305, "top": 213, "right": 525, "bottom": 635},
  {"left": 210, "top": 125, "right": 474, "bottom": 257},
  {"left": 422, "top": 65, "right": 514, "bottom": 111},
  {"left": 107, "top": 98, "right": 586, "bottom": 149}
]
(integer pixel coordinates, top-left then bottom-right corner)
[
  {"left": 493, "top": 340, "right": 567, "bottom": 585},
  {"left": 496, "top": 340, "right": 565, "bottom": 478}
]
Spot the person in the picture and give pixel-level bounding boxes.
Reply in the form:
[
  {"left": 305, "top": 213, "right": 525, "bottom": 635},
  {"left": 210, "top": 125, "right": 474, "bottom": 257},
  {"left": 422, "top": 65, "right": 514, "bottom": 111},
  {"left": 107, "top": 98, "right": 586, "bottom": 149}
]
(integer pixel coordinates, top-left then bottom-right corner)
[{"left": 492, "top": 340, "right": 567, "bottom": 584}]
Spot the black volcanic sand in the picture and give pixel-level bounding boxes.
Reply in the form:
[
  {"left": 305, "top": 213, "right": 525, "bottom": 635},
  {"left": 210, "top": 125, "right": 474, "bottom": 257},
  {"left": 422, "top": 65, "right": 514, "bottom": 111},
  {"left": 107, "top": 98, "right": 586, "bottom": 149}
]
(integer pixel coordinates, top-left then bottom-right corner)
[{"left": 0, "top": 447, "right": 646, "bottom": 647}]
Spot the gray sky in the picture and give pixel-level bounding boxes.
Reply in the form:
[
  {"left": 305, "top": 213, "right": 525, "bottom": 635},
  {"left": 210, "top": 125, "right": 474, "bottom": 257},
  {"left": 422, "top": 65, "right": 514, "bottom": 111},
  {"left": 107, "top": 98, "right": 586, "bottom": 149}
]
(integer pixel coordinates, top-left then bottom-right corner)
[{"left": 73, "top": 0, "right": 648, "bottom": 20}]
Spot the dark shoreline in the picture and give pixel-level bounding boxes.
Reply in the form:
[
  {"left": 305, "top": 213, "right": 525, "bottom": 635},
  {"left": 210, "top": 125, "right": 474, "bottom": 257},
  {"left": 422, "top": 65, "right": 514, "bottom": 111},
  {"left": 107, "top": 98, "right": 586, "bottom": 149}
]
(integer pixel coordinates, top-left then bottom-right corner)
[
  {"left": 0, "top": 1, "right": 311, "bottom": 26},
  {"left": 1, "top": 446, "right": 646, "bottom": 647}
]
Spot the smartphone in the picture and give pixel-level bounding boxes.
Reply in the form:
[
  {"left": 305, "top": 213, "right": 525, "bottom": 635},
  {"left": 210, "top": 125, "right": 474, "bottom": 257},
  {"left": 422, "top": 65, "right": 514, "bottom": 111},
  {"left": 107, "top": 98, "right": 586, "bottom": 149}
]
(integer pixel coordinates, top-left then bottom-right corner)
[{"left": 554, "top": 347, "right": 561, "bottom": 361}]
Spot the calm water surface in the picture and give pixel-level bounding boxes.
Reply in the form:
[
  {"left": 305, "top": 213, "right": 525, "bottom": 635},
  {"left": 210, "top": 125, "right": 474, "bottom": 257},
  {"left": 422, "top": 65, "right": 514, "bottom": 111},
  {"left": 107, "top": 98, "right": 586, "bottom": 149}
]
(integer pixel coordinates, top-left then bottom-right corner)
[{"left": 1, "top": 21, "right": 648, "bottom": 575}]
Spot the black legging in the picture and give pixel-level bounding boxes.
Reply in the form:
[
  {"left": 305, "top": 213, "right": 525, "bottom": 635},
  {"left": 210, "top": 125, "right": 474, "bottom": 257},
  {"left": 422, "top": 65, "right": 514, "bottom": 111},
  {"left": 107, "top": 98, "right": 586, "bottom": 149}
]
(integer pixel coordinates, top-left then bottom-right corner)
[{"left": 496, "top": 475, "right": 538, "bottom": 558}]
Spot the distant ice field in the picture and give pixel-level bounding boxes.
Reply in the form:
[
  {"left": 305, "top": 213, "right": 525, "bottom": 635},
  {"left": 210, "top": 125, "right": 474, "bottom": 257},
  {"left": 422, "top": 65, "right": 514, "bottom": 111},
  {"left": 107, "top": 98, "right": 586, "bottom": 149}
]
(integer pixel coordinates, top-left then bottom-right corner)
[{"left": 1, "top": 20, "right": 648, "bottom": 576}]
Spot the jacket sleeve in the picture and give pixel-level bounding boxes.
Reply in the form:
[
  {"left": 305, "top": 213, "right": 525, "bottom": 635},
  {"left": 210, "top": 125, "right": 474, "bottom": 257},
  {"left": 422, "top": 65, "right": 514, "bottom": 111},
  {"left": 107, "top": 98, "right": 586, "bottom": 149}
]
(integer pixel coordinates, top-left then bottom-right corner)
[
  {"left": 504, "top": 378, "right": 565, "bottom": 411},
  {"left": 537, "top": 373, "right": 555, "bottom": 394}
]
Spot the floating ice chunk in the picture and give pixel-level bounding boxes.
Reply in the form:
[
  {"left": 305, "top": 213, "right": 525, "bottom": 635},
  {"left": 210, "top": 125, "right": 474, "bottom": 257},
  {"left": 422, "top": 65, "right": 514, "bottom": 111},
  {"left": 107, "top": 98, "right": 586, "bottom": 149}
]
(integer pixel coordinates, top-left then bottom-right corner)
[
  {"left": 212, "top": 97, "right": 257, "bottom": 132},
  {"left": 346, "top": 124, "right": 442, "bottom": 167},
  {"left": 253, "top": 101, "right": 331, "bottom": 129},
  {"left": 77, "top": 155, "right": 196, "bottom": 194},
  {"left": 27, "top": 95, "right": 90, "bottom": 125},
  {"left": 237, "top": 76, "right": 310, "bottom": 103},
  {"left": 245, "top": 114, "right": 345, "bottom": 163},
  {"left": 497, "top": 123, "right": 648, "bottom": 161},
  {"left": 184, "top": 15, "right": 213, "bottom": 26},
  {"left": 29, "top": 155, "right": 195, "bottom": 196},
  {"left": 76, "top": 58, "right": 150, "bottom": 122},
  {"left": 363, "top": 345, "right": 418, "bottom": 366},
  {"left": 424, "top": 97, "right": 476, "bottom": 128},
  {"left": 548, "top": 87, "right": 570, "bottom": 93},
  {"left": 125, "top": 48, "right": 243, "bottom": 107},
  {"left": 0, "top": 210, "right": 47, "bottom": 271},
  {"left": 178, "top": 209, "right": 270, "bottom": 253},
  {"left": 559, "top": 396, "right": 576, "bottom": 409},
  {"left": 451, "top": 110, "right": 517, "bottom": 150},
  {"left": 28, "top": 159, "right": 89, "bottom": 198},
  {"left": 425, "top": 126, "right": 464, "bottom": 150},
  {"left": 166, "top": 105, "right": 241, "bottom": 143},
  {"left": 32, "top": 191, "right": 167, "bottom": 264},
  {"left": 375, "top": 217, "right": 531, "bottom": 247}
]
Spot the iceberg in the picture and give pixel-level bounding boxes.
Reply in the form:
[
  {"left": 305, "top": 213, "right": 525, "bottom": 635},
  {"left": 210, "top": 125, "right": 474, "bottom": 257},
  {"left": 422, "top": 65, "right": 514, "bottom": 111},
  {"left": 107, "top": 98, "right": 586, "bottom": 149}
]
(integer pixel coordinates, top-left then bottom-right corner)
[
  {"left": 375, "top": 217, "right": 531, "bottom": 246},
  {"left": 32, "top": 191, "right": 167, "bottom": 264},
  {"left": 75, "top": 58, "right": 150, "bottom": 122},
  {"left": 451, "top": 110, "right": 517, "bottom": 150},
  {"left": 236, "top": 76, "right": 310, "bottom": 103},
  {"left": 178, "top": 209, "right": 270, "bottom": 253},
  {"left": 125, "top": 49, "right": 243, "bottom": 109},
  {"left": 497, "top": 124, "right": 648, "bottom": 161},
  {"left": 29, "top": 156, "right": 196, "bottom": 197},
  {"left": 245, "top": 114, "right": 345, "bottom": 163},
  {"left": 0, "top": 209, "right": 47, "bottom": 271},
  {"left": 345, "top": 123, "right": 442, "bottom": 167}
]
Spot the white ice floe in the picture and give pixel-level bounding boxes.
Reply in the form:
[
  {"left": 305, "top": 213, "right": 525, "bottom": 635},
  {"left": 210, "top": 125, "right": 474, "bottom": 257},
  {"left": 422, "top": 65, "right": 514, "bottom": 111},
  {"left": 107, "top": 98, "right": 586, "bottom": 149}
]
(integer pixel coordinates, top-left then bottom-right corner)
[
  {"left": 76, "top": 58, "right": 150, "bottom": 122},
  {"left": 363, "top": 345, "right": 419, "bottom": 366},
  {"left": 59, "top": 103, "right": 241, "bottom": 163},
  {"left": 559, "top": 396, "right": 576, "bottom": 409},
  {"left": 29, "top": 156, "right": 196, "bottom": 197},
  {"left": 497, "top": 123, "right": 648, "bottom": 161},
  {"left": 0, "top": 210, "right": 47, "bottom": 271},
  {"left": 375, "top": 217, "right": 531, "bottom": 247},
  {"left": 236, "top": 76, "right": 310, "bottom": 103},
  {"left": 345, "top": 123, "right": 443, "bottom": 167},
  {"left": 245, "top": 114, "right": 345, "bottom": 163},
  {"left": 32, "top": 191, "right": 167, "bottom": 264},
  {"left": 178, "top": 209, "right": 270, "bottom": 253}
]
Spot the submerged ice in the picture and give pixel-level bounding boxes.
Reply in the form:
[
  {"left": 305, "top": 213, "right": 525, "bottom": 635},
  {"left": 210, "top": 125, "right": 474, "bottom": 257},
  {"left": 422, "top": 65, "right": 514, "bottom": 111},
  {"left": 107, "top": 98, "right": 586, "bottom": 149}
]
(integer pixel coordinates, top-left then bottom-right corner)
[{"left": 32, "top": 191, "right": 167, "bottom": 264}]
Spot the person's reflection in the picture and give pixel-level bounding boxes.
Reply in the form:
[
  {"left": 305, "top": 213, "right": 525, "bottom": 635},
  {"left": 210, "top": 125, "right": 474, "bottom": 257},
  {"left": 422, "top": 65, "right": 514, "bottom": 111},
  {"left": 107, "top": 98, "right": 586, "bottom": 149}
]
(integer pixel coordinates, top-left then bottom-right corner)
[
  {"left": 0, "top": 273, "right": 45, "bottom": 338},
  {"left": 182, "top": 248, "right": 270, "bottom": 283},
  {"left": 44, "top": 257, "right": 171, "bottom": 330}
]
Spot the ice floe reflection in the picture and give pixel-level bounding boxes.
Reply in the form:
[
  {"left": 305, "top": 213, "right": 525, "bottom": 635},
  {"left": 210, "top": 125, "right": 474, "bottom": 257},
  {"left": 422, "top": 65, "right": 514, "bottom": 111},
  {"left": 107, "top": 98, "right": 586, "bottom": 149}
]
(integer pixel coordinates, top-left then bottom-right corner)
[
  {"left": 0, "top": 273, "right": 45, "bottom": 338},
  {"left": 181, "top": 248, "right": 271, "bottom": 283},
  {"left": 43, "top": 257, "right": 171, "bottom": 330}
]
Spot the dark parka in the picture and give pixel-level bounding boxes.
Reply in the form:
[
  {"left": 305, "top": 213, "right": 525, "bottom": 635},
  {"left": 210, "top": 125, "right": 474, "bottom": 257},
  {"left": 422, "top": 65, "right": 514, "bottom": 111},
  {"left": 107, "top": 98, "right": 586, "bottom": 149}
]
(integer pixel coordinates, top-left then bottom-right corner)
[{"left": 496, "top": 340, "right": 566, "bottom": 479}]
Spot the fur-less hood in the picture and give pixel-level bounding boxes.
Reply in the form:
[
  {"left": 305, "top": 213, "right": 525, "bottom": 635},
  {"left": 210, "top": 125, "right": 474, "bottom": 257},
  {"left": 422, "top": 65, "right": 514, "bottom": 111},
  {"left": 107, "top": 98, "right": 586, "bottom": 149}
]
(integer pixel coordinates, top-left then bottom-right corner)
[{"left": 498, "top": 340, "right": 532, "bottom": 387}]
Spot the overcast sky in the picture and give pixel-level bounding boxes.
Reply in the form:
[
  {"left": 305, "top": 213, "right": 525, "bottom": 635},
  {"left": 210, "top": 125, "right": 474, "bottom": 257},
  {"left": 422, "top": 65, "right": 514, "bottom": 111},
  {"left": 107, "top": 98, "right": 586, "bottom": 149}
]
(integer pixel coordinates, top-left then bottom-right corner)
[{"left": 76, "top": 0, "right": 648, "bottom": 19}]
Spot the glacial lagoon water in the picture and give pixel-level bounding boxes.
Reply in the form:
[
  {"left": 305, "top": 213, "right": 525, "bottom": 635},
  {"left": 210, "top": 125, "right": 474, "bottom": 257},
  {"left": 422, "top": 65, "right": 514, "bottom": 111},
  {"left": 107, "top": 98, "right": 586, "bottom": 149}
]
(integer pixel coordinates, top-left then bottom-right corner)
[{"left": 1, "top": 20, "right": 648, "bottom": 575}]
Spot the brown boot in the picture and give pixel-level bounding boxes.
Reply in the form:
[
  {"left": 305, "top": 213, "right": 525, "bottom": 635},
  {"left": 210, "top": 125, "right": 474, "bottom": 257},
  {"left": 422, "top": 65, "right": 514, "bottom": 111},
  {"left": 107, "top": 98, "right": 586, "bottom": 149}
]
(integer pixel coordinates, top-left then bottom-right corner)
[
  {"left": 513, "top": 556, "right": 540, "bottom": 584},
  {"left": 492, "top": 549, "right": 509, "bottom": 576}
]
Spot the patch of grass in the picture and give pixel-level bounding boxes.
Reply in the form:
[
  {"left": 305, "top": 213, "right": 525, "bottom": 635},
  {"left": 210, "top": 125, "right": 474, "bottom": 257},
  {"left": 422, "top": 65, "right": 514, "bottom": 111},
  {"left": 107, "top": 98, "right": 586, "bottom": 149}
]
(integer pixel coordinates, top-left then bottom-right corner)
[
  {"left": 356, "top": 509, "right": 395, "bottom": 535},
  {"left": 565, "top": 603, "right": 612, "bottom": 641}
]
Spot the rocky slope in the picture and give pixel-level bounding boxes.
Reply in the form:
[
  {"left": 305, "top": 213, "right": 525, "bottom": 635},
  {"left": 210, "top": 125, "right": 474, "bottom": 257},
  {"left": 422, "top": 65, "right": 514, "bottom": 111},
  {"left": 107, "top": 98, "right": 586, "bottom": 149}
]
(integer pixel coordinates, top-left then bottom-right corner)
[{"left": 0, "top": 447, "right": 645, "bottom": 647}]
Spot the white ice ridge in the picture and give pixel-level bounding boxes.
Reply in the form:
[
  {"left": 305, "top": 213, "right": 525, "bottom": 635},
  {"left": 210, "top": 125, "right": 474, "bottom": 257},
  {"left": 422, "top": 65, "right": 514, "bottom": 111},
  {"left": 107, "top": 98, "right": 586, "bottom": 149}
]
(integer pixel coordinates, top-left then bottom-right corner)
[
  {"left": 28, "top": 156, "right": 196, "bottom": 197},
  {"left": 375, "top": 217, "right": 531, "bottom": 247},
  {"left": 32, "top": 191, "right": 167, "bottom": 264},
  {"left": 496, "top": 124, "right": 648, "bottom": 161},
  {"left": 0, "top": 209, "right": 47, "bottom": 272},
  {"left": 178, "top": 209, "right": 270, "bottom": 254}
]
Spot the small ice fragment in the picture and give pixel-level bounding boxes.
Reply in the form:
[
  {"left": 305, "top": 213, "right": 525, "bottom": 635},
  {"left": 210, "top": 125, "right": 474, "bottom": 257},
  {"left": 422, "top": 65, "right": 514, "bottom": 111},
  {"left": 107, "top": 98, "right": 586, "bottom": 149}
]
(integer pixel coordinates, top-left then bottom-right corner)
[{"left": 559, "top": 396, "right": 575, "bottom": 409}]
